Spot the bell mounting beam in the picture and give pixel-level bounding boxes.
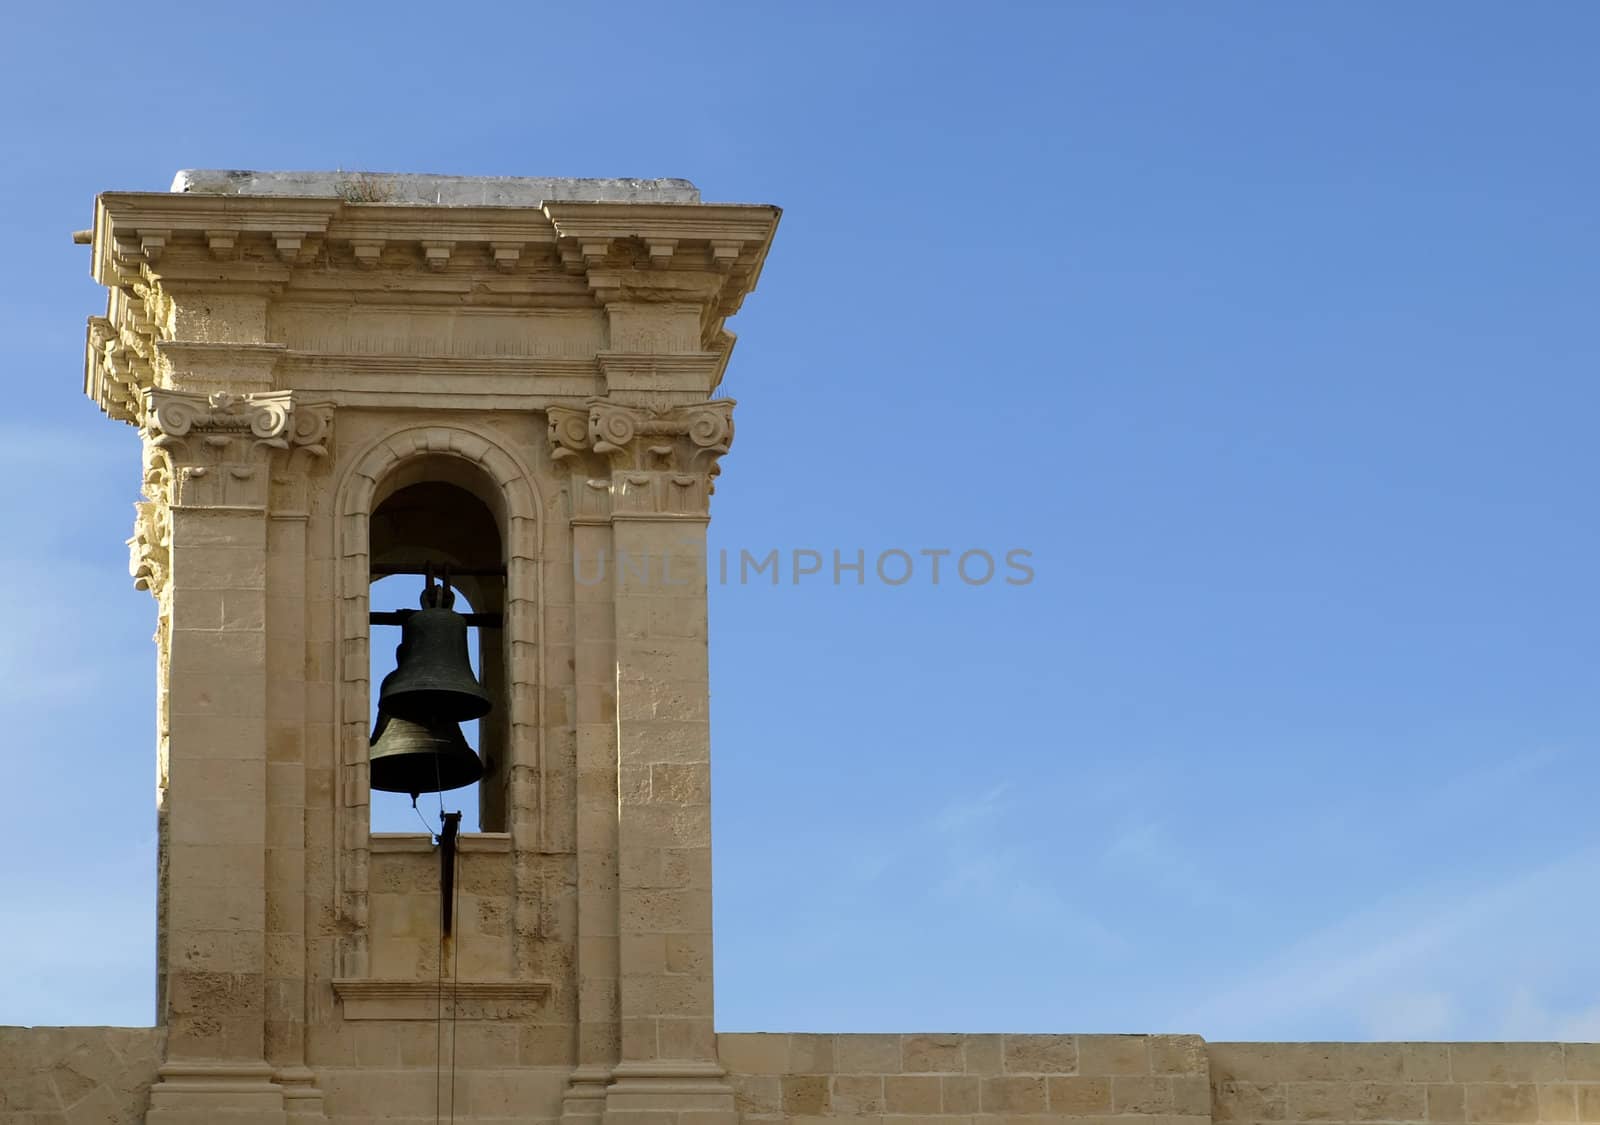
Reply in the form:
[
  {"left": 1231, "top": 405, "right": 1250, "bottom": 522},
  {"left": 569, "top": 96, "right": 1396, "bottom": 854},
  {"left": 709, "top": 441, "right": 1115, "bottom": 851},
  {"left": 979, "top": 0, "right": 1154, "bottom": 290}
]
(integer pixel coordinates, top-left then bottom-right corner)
[
  {"left": 370, "top": 564, "right": 508, "bottom": 578},
  {"left": 369, "top": 609, "right": 503, "bottom": 627}
]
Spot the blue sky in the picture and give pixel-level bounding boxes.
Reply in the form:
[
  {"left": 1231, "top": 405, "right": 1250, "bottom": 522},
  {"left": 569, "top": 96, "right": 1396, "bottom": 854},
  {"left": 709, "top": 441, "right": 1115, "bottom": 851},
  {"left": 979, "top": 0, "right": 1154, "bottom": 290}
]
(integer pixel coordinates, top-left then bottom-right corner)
[{"left": 4, "top": 1, "right": 1598, "bottom": 1040}]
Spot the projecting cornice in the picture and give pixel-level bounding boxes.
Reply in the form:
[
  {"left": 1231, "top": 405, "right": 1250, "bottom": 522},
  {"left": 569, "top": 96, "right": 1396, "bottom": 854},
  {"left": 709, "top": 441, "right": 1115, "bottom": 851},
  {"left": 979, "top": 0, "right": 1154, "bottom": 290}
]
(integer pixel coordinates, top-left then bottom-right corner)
[
  {"left": 82, "top": 187, "right": 779, "bottom": 424},
  {"left": 89, "top": 193, "right": 779, "bottom": 293}
]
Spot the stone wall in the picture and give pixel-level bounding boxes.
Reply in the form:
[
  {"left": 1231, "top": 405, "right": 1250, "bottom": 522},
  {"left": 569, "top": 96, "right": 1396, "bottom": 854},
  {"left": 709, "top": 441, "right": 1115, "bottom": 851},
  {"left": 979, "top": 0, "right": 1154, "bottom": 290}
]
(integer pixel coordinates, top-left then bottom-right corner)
[
  {"left": 718, "top": 1033, "right": 1211, "bottom": 1125},
  {"left": 0, "top": 1027, "right": 163, "bottom": 1124},
  {"left": 5, "top": 1027, "right": 1600, "bottom": 1123},
  {"left": 1210, "top": 1043, "right": 1600, "bottom": 1125}
]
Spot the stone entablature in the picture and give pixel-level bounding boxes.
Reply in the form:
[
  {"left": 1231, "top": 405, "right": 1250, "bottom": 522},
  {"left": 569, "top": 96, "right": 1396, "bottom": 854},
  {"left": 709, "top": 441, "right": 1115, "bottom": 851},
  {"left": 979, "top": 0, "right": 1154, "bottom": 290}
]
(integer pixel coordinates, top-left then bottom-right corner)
[{"left": 83, "top": 188, "right": 777, "bottom": 427}]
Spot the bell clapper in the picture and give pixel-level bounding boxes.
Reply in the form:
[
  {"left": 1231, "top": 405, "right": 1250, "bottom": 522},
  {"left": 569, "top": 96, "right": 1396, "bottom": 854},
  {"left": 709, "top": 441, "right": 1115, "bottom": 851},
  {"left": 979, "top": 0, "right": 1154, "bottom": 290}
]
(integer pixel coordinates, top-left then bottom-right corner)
[{"left": 438, "top": 811, "right": 462, "bottom": 937}]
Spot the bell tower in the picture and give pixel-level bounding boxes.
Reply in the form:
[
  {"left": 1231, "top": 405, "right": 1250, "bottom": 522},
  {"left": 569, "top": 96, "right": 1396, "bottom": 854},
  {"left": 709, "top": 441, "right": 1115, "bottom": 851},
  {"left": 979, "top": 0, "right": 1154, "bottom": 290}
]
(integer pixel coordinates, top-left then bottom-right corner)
[{"left": 85, "top": 170, "right": 779, "bottom": 1124}]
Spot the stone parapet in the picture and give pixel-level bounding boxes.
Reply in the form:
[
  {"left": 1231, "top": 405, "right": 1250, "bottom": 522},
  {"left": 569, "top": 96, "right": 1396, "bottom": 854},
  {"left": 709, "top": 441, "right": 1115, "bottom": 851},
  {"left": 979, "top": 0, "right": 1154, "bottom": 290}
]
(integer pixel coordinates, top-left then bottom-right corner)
[
  {"left": 9, "top": 1025, "right": 1600, "bottom": 1123},
  {"left": 718, "top": 1033, "right": 1211, "bottom": 1125},
  {"left": 0, "top": 1027, "right": 164, "bottom": 1123},
  {"left": 1210, "top": 1042, "right": 1600, "bottom": 1125}
]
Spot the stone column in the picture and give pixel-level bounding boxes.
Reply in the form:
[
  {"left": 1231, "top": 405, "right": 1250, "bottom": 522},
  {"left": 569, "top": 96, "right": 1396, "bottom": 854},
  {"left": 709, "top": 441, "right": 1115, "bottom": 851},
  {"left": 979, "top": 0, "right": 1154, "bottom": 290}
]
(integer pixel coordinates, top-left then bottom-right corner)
[
  {"left": 587, "top": 401, "right": 736, "bottom": 1125},
  {"left": 139, "top": 390, "right": 329, "bottom": 1125}
]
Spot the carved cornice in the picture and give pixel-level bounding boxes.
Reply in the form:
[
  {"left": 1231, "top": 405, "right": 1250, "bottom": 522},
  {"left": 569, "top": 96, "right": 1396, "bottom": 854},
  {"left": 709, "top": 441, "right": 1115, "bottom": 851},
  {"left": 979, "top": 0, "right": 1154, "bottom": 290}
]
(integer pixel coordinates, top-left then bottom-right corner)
[
  {"left": 84, "top": 193, "right": 778, "bottom": 424},
  {"left": 546, "top": 398, "right": 733, "bottom": 518},
  {"left": 85, "top": 274, "right": 166, "bottom": 425},
  {"left": 142, "top": 389, "right": 333, "bottom": 509},
  {"left": 544, "top": 201, "right": 779, "bottom": 325},
  {"left": 88, "top": 194, "right": 778, "bottom": 348}
]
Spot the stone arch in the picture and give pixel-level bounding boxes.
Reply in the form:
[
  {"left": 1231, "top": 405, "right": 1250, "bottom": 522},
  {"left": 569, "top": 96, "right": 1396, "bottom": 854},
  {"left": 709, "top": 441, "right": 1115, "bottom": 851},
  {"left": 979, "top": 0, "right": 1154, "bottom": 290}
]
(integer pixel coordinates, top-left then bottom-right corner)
[{"left": 330, "top": 424, "right": 546, "bottom": 980}]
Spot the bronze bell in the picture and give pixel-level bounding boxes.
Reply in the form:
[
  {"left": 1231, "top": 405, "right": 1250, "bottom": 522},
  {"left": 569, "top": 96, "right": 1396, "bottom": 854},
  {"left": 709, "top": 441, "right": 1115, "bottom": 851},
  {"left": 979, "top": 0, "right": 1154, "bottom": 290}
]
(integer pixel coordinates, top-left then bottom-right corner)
[
  {"left": 368, "top": 711, "right": 485, "bottom": 797},
  {"left": 377, "top": 584, "right": 492, "bottom": 724}
]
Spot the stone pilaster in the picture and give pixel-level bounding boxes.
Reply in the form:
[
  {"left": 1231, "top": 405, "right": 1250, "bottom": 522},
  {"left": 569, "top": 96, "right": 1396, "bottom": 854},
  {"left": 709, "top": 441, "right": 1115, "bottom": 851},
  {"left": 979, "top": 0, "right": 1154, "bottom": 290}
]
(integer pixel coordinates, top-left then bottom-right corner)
[
  {"left": 556, "top": 403, "right": 624, "bottom": 1125},
  {"left": 138, "top": 389, "right": 330, "bottom": 1125},
  {"left": 551, "top": 399, "right": 736, "bottom": 1125}
]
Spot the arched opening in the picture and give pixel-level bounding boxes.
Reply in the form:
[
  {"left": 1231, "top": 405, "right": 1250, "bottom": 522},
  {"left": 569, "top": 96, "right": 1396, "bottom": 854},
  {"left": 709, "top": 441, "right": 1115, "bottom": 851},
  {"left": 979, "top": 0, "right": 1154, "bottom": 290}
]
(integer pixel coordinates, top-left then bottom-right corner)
[{"left": 368, "top": 472, "right": 508, "bottom": 833}]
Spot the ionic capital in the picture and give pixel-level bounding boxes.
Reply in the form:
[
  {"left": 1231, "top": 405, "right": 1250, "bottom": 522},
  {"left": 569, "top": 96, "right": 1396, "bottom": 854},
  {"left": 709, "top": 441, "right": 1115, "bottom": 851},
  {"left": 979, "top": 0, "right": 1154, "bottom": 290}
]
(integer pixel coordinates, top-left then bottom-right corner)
[
  {"left": 546, "top": 398, "right": 733, "bottom": 518},
  {"left": 142, "top": 389, "right": 333, "bottom": 509}
]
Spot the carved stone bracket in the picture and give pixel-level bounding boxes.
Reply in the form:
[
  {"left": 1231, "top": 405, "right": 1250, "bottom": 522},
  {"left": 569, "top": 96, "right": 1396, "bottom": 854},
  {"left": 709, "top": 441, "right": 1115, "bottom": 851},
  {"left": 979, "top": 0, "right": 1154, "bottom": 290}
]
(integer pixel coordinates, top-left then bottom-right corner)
[
  {"left": 128, "top": 451, "right": 173, "bottom": 598},
  {"left": 141, "top": 389, "right": 333, "bottom": 510},
  {"left": 546, "top": 399, "right": 733, "bottom": 518}
]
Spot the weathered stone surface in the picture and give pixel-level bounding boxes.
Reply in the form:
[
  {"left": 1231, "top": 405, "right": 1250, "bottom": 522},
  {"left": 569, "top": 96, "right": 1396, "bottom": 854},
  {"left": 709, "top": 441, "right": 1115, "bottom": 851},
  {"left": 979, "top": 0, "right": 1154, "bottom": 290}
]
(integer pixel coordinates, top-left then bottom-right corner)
[
  {"left": 170, "top": 169, "right": 700, "bottom": 204},
  {"left": 0, "top": 1027, "right": 163, "bottom": 1123}
]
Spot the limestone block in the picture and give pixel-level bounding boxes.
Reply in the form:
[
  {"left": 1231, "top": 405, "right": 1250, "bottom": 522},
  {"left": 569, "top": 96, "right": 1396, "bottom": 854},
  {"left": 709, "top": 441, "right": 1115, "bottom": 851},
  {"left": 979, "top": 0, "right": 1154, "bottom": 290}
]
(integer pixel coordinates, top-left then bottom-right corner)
[
  {"left": 1566, "top": 1048, "right": 1600, "bottom": 1082},
  {"left": 1429, "top": 1084, "right": 1468, "bottom": 1122},
  {"left": 1211, "top": 1044, "right": 1340, "bottom": 1084},
  {"left": 1049, "top": 1076, "right": 1113, "bottom": 1114},
  {"left": 789, "top": 1036, "right": 838, "bottom": 1075},
  {"left": 465, "top": 1067, "right": 567, "bottom": 1117},
  {"left": 664, "top": 933, "right": 711, "bottom": 975},
  {"left": 1285, "top": 1081, "right": 1355, "bottom": 1121},
  {"left": 1079, "top": 1035, "right": 1151, "bottom": 1077},
  {"left": 1464, "top": 1084, "right": 1541, "bottom": 1124},
  {"left": 981, "top": 1076, "right": 1048, "bottom": 1113},
  {"left": 835, "top": 1035, "right": 903, "bottom": 1074},
  {"left": 1540, "top": 1086, "right": 1579, "bottom": 1123},
  {"left": 1152, "top": 1035, "right": 1210, "bottom": 1077},
  {"left": 903, "top": 1035, "right": 965, "bottom": 1074},
  {"left": 1452, "top": 1046, "right": 1567, "bottom": 1085},
  {"left": 1405, "top": 1047, "right": 1455, "bottom": 1084},
  {"left": 519, "top": 1024, "right": 576, "bottom": 1067},
  {"left": 657, "top": 1017, "right": 717, "bottom": 1060},
  {"left": 832, "top": 1075, "right": 887, "bottom": 1115},
  {"left": 718, "top": 1033, "right": 788, "bottom": 1075},
  {"left": 943, "top": 1076, "right": 983, "bottom": 1114},
  {"left": 782, "top": 1075, "right": 832, "bottom": 1115},
  {"left": 965, "top": 1037, "right": 1004, "bottom": 1074},
  {"left": 1004, "top": 1035, "right": 1078, "bottom": 1074},
  {"left": 1344, "top": 1049, "right": 1408, "bottom": 1088},
  {"left": 1352, "top": 1082, "right": 1428, "bottom": 1121},
  {"left": 885, "top": 1075, "right": 944, "bottom": 1113},
  {"left": 1213, "top": 1080, "right": 1287, "bottom": 1122}
]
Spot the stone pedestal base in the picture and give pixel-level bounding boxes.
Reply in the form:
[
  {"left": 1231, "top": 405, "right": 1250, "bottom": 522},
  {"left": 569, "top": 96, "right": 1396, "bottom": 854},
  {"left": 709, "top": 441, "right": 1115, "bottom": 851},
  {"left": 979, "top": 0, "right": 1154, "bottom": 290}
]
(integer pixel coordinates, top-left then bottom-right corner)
[
  {"left": 145, "top": 1061, "right": 288, "bottom": 1125},
  {"left": 565, "top": 1063, "right": 614, "bottom": 1125},
  {"left": 277, "top": 1065, "right": 328, "bottom": 1121},
  {"left": 604, "top": 1061, "right": 737, "bottom": 1125}
]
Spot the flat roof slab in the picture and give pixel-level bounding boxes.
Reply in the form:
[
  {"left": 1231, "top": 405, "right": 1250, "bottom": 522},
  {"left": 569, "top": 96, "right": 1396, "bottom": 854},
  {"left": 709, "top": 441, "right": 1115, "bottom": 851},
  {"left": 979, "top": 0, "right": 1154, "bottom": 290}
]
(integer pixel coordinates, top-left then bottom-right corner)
[{"left": 170, "top": 169, "right": 701, "bottom": 206}]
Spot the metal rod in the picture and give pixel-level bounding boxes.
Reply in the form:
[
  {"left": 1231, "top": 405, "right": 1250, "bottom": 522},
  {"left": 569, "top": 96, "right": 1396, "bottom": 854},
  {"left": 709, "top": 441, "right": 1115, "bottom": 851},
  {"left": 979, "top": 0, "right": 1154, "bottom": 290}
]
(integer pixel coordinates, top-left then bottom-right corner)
[
  {"left": 369, "top": 610, "right": 504, "bottom": 627},
  {"left": 370, "top": 564, "right": 507, "bottom": 578}
]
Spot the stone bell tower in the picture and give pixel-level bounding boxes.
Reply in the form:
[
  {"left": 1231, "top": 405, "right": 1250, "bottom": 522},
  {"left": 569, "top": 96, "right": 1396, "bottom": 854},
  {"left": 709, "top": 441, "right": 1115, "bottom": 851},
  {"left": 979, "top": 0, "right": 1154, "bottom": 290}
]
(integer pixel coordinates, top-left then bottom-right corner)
[{"left": 84, "top": 170, "right": 779, "bottom": 1123}]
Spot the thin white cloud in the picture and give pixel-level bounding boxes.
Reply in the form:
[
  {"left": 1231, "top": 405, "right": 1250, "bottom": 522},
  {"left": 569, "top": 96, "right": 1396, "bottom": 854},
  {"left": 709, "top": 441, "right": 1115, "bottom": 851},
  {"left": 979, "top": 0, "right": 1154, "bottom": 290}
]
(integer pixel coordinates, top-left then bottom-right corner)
[
  {"left": 934, "top": 781, "right": 1011, "bottom": 834},
  {"left": 1101, "top": 815, "right": 1252, "bottom": 913},
  {"left": 1180, "top": 844, "right": 1600, "bottom": 1040},
  {"left": 930, "top": 781, "right": 1127, "bottom": 955},
  {"left": 1498, "top": 988, "right": 1600, "bottom": 1042}
]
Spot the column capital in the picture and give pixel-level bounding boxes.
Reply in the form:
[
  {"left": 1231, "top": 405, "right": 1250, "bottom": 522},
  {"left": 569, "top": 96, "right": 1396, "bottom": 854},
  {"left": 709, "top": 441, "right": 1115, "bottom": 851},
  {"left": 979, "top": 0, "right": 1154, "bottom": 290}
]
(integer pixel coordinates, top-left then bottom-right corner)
[
  {"left": 142, "top": 388, "right": 333, "bottom": 510},
  {"left": 547, "top": 398, "right": 733, "bottom": 519}
]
